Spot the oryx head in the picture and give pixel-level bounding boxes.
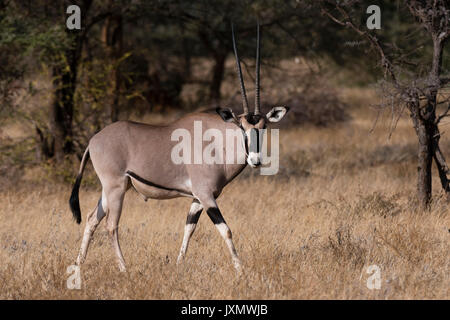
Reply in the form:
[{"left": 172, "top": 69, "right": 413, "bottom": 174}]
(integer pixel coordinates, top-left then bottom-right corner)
[{"left": 216, "top": 22, "right": 289, "bottom": 168}]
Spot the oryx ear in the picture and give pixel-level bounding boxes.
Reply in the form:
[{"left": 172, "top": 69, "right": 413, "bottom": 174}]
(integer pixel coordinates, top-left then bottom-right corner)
[
  {"left": 216, "top": 107, "right": 238, "bottom": 123},
  {"left": 266, "top": 106, "right": 289, "bottom": 123}
]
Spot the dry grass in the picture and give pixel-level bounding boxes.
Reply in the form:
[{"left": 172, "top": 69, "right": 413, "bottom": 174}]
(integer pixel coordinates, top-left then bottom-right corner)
[{"left": 0, "top": 90, "right": 449, "bottom": 300}]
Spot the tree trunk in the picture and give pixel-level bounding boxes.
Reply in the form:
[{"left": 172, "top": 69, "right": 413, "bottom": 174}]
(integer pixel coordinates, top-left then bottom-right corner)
[
  {"left": 49, "top": 0, "right": 92, "bottom": 162},
  {"left": 208, "top": 53, "right": 226, "bottom": 104},
  {"left": 431, "top": 122, "right": 450, "bottom": 199},
  {"left": 180, "top": 21, "right": 192, "bottom": 81},
  {"left": 415, "top": 118, "right": 434, "bottom": 208},
  {"left": 428, "top": 35, "right": 450, "bottom": 199},
  {"left": 101, "top": 14, "right": 123, "bottom": 122},
  {"left": 35, "top": 125, "right": 54, "bottom": 161},
  {"left": 197, "top": 29, "right": 227, "bottom": 105},
  {"left": 50, "top": 40, "right": 81, "bottom": 162}
]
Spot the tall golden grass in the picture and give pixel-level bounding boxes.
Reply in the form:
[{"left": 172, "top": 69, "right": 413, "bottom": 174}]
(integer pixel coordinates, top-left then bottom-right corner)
[{"left": 0, "top": 89, "right": 449, "bottom": 299}]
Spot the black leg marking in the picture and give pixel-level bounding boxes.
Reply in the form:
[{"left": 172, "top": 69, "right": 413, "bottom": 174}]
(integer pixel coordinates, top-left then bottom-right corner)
[
  {"left": 206, "top": 207, "right": 226, "bottom": 225},
  {"left": 97, "top": 197, "right": 105, "bottom": 220},
  {"left": 186, "top": 208, "right": 202, "bottom": 225}
]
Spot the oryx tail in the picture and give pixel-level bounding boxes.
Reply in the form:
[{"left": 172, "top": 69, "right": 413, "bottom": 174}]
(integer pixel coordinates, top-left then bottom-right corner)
[{"left": 69, "top": 147, "right": 90, "bottom": 224}]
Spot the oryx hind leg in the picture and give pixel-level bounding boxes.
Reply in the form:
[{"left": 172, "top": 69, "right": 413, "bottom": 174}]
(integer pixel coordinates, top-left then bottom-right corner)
[
  {"left": 177, "top": 199, "right": 203, "bottom": 265},
  {"left": 103, "top": 178, "right": 130, "bottom": 272},
  {"left": 76, "top": 194, "right": 107, "bottom": 266}
]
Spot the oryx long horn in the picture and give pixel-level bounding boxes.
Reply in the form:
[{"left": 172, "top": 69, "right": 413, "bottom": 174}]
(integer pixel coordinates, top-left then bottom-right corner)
[
  {"left": 254, "top": 22, "right": 261, "bottom": 115},
  {"left": 231, "top": 22, "right": 249, "bottom": 115}
]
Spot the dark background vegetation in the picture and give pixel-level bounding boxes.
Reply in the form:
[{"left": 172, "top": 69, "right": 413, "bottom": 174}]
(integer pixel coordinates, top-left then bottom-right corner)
[{"left": 0, "top": 0, "right": 449, "bottom": 207}]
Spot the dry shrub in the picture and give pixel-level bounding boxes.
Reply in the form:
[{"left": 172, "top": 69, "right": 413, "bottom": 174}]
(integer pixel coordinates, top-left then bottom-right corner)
[
  {"left": 366, "top": 144, "right": 416, "bottom": 167},
  {"left": 282, "top": 86, "right": 350, "bottom": 127},
  {"left": 0, "top": 136, "right": 35, "bottom": 191},
  {"left": 325, "top": 226, "right": 367, "bottom": 269},
  {"left": 353, "top": 193, "right": 401, "bottom": 219},
  {"left": 278, "top": 150, "right": 312, "bottom": 178}
]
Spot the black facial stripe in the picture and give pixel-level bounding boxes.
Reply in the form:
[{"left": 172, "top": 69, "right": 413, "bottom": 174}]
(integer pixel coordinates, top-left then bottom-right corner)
[
  {"left": 248, "top": 129, "right": 260, "bottom": 153},
  {"left": 126, "top": 170, "right": 192, "bottom": 196},
  {"left": 206, "top": 207, "right": 226, "bottom": 225},
  {"left": 256, "top": 129, "right": 260, "bottom": 153},
  {"left": 239, "top": 126, "right": 249, "bottom": 155}
]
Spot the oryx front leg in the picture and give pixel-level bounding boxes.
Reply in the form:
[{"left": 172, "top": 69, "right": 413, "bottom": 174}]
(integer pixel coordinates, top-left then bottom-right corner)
[
  {"left": 76, "top": 196, "right": 106, "bottom": 266},
  {"left": 202, "top": 202, "right": 241, "bottom": 272},
  {"left": 177, "top": 199, "right": 203, "bottom": 265}
]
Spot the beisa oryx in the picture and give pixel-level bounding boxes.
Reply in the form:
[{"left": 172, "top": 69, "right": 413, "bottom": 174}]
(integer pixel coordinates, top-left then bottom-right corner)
[{"left": 69, "top": 23, "right": 289, "bottom": 272}]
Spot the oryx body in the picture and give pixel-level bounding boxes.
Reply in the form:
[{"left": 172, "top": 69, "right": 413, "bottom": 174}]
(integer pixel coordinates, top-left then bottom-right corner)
[
  {"left": 69, "top": 23, "right": 289, "bottom": 272},
  {"left": 91, "top": 112, "right": 249, "bottom": 201}
]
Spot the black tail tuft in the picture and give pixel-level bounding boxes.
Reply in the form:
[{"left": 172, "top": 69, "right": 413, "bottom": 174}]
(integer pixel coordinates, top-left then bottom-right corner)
[
  {"left": 69, "top": 174, "right": 83, "bottom": 224},
  {"left": 69, "top": 147, "right": 90, "bottom": 224}
]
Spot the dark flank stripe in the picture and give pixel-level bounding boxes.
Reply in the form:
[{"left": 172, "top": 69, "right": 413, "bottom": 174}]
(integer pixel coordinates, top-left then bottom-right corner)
[{"left": 126, "top": 170, "right": 192, "bottom": 196}]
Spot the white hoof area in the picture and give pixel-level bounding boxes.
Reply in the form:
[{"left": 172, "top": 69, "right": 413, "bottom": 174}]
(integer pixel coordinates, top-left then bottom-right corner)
[{"left": 233, "top": 260, "right": 242, "bottom": 274}]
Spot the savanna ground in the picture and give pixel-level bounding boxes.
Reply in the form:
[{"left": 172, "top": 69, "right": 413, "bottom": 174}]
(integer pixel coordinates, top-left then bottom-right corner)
[{"left": 0, "top": 80, "right": 449, "bottom": 299}]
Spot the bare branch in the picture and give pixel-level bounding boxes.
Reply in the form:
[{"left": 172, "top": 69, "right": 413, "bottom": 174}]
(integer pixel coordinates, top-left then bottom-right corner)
[{"left": 320, "top": 4, "right": 398, "bottom": 84}]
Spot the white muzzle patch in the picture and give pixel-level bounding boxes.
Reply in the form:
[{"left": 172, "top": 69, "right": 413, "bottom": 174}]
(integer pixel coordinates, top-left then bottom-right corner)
[{"left": 247, "top": 152, "right": 261, "bottom": 167}]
